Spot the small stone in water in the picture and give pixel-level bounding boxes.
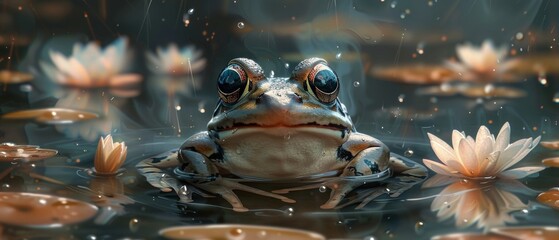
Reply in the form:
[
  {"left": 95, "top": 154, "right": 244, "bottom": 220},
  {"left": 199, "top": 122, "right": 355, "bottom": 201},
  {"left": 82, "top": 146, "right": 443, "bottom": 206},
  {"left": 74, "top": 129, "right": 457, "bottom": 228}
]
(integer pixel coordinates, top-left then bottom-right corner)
[{"left": 237, "top": 22, "right": 245, "bottom": 29}]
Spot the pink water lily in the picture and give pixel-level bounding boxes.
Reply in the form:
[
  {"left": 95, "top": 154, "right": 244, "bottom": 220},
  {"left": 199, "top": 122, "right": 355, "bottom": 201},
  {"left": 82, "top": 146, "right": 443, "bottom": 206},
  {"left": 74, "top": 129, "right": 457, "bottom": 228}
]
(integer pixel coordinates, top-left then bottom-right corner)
[{"left": 423, "top": 122, "right": 544, "bottom": 179}]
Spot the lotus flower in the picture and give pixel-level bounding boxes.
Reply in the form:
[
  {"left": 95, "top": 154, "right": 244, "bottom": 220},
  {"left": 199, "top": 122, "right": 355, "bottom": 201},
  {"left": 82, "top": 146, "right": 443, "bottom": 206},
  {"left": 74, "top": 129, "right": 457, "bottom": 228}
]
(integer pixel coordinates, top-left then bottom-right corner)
[
  {"left": 446, "top": 40, "right": 516, "bottom": 81},
  {"left": 146, "top": 44, "right": 206, "bottom": 75},
  {"left": 423, "top": 122, "right": 544, "bottom": 179},
  {"left": 40, "top": 38, "right": 141, "bottom": 88},
  {"left": 94, "top": 135, "right": 127, "bottom": 175}
]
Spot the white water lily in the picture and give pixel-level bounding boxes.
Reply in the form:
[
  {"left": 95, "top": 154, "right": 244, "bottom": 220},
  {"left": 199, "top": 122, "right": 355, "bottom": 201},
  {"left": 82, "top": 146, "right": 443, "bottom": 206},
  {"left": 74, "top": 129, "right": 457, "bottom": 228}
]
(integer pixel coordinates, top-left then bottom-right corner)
[
  {"left": 446, "top": 40, "right": 515, "bottom": 81},
  {"left": 94, "top": 134, "right": 127, "bottom": 175},
  {"left": 146, "top": 44, "right": 206, "bottom": 75},
  {"left": 423, "top": 122, "right": 544, "bottom": 179},
  {"left": 41, "top": 38, "right": 141, "bottom": 88}
]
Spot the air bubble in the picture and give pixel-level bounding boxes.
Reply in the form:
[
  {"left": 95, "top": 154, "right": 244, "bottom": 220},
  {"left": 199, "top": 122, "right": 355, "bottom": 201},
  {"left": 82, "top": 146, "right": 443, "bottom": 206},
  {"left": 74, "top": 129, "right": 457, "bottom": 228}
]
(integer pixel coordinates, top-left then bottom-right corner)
[
  {"left": 237, "top": 22, "right": 245, "bottom": 29},
  {"left": 353, "top": 81, "right": 360, "bottom": 87},
  {"left": 335, "top": 52, "right": 342, "bottom": 60},
  {"left": 319, "top": 185, "right": 327, "bottom": 193}
]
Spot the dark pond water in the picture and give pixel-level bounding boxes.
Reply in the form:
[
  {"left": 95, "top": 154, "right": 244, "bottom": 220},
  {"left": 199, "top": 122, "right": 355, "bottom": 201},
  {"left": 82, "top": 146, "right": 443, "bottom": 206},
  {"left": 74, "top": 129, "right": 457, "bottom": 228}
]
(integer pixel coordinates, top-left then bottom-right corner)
[{"left": 1, "top": 0, "right": 559, "bottom": 239}]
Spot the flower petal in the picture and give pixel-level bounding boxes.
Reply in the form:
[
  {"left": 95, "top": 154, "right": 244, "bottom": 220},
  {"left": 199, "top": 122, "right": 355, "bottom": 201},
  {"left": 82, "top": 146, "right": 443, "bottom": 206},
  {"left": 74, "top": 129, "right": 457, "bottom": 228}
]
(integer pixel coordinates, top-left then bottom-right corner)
[
  {"left": 457, "top": 138, "right": 478, "bottom": 177},
  {"left": 452, "top": 130, "right": 466, "bottom": 151},
  {"left": 428, "top": 133, "right": 457, "bottom": 165},
  {"left": 422, "top": 159, "right": 460, "bottom": 176},
  {"left": 499, "top": 166, "right": 545, "bottom": 179},
  {"left": 495, "top": 122, "right": 510, "bottom": 151},
  {"left": 475, "top": 136, "right": 494, "bottom": 164}
]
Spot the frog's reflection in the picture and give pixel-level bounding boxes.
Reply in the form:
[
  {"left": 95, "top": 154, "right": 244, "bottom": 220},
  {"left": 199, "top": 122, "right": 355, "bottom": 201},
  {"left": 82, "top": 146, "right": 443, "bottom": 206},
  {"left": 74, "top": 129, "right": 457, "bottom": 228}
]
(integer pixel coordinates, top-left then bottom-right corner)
[{"left": 423, "top": 175, "right": 537, "bottom": 231}]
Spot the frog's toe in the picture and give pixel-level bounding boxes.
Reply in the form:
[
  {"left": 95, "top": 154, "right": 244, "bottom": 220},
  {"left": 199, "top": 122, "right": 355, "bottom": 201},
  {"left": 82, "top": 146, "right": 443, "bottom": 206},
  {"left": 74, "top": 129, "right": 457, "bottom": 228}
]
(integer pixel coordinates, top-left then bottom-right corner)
[{"left": 144, "top": 173, "right": 173, "bottom": 192}]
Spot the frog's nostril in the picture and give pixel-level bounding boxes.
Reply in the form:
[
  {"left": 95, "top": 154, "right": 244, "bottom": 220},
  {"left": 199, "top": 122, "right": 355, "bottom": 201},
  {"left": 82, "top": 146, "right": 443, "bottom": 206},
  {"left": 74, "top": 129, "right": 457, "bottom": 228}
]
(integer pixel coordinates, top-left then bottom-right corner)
[{"left": 255, "top": 93, "right": 264, "bottom": 104}]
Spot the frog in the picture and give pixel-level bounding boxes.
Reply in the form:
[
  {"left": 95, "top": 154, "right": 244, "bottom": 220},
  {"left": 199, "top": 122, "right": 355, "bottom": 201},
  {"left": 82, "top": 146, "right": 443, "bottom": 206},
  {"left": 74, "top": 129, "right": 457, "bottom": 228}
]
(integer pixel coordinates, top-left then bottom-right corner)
[{"left": 137, "top": 58, "right": 427, "bottom": 212}]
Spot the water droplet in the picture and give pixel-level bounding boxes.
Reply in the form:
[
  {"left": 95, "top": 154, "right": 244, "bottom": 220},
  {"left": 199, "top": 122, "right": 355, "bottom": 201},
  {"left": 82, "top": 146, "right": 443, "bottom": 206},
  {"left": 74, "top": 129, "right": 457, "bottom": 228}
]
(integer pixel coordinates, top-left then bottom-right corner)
[
  {"left": 237, "top": 22, "right": 245, "bottom": 29},
  {"left": 553, "top": 92, "right": 559, "bottom": 103},
  {"left": 269, "top": 70, "right": 275, "bottom": 78},
  {"left": 484, "top": 84, "right": 495, "bottom": 94},
  {"left": 1, "top": 183, "right": 10, "bottom": 190},
  {"left": 86, "top": 235, "right": 97, "bottom": 240},
  {"left": 521, "top": 209, "right": 529, "bottom": 214},
  {"left": 461, "top": 179, "right": 469, "bottom": 183},
  {"left": 397, "top": 94, "right": 405, "bottom": 103},
  {"left": 284, "top": 63, "right": 289, "bottom": 69},
  {"left": 19, "top": 84, "right": 32, "bottom": 92},
  {"left": 188, "top": 8, "right": 195, "bottom": 15},
  {"left": 539, "top": 74, "right": 548, "bottom": 85},
  {"left": 175, "top": 105, "right": 182, "bottom": 111},
  {"left": 179, "top": 185, "right": 189, "bottom": 196},
  {"left": 319, "top": 185, "right": 327, "bottom": 193},
  {"left": 405, "top": 9, "right": 411, "bottom": 14},
  {"left": 335, "top": 52, "right": 342, "bottom": 60},
  {"left": 183, "top": 14, "right": 191, "bottom": 27},
  {"left": 414, "top": 221, "right": 424, "bottom": 234},
  {"left": 284, "top": 207, "right": 294, "bottom": 216},
  {"left": 363, "top": 236, "right": 376, "bottom": 240},
  {"left": 284, "top": 134, "right": 291, "bottom": 140},
  {"left": 400, "top": 13, "right": 406, "bottom": 19},
  {"left": 404, "top": 149, "right": 414, "bottom": 157},
  {"left": 227, "top": 228, "right": 245, "bottom": 240},
  {"left": 416, "top": 42, "right": 425, "bottom": 54},
  {"left": 515, "top": 32, "right": 524, "bottom": 40},
  {"left": 258, "top": 230, "right": 267, "bottom": 238},
  {"left": 390, "top": 1, "right": 397, "bottom": 8},
  {"left": 129, "top": 218, "right": 139, "bottom": 232},
  {"left": 353, "top": 81, "right": 360, "bottom": 87}
]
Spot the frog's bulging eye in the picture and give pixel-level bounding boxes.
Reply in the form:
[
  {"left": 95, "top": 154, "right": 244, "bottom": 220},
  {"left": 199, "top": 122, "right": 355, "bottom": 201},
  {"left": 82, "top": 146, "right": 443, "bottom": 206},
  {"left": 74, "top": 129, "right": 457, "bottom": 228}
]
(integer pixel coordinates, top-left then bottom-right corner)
[
  {"left": 218, "top": 64, "right": 248, "bottom": 104},
  {"left": 307, "top": 64, "right": 339, "bottom": 103}
]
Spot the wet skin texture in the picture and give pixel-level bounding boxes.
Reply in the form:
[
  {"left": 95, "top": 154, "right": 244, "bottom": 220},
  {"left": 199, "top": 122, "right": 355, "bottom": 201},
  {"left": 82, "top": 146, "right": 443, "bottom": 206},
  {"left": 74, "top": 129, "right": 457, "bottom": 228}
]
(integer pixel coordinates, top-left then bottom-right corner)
[{"left": 137, "top": 58, "right": 424, "bottom": 211}]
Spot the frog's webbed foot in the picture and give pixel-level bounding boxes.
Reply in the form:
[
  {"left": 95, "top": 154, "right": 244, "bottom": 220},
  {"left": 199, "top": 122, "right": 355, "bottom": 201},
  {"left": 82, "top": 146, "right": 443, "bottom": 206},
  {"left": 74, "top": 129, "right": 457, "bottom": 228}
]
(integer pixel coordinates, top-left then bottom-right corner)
[
  {"left": 183, "top": 175, "right": 295, "bottom": 212},
  {"left": 136, "top": 150, "right": 181, "bottom": 193}
]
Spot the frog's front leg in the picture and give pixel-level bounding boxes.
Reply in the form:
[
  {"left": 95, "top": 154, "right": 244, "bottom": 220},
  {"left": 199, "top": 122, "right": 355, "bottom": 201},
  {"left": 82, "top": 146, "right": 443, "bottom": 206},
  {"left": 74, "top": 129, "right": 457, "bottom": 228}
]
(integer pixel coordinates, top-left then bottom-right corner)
[
  {"left": 321, "top": 133, "right": 391, "bottom": 209},
  {"left": 165, "top": 132, "right": 294, "bottom": 212},
  {"left": 275, "top": 132, "right": 391, "bottom": 209}
]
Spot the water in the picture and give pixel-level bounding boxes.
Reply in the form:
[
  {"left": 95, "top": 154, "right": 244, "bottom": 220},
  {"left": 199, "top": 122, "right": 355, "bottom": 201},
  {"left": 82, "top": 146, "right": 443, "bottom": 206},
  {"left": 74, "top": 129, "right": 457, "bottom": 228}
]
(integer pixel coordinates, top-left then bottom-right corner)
[{"left": 1, "top": 0, "right": 559, "bottom": 239}]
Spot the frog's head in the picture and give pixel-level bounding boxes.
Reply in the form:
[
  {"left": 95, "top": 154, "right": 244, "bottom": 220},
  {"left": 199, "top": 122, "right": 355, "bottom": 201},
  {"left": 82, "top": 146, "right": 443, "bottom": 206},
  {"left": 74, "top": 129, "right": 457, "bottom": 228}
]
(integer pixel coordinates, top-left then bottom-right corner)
[{"left": 207, "top": 58, "right": 354, "bottom": 135}]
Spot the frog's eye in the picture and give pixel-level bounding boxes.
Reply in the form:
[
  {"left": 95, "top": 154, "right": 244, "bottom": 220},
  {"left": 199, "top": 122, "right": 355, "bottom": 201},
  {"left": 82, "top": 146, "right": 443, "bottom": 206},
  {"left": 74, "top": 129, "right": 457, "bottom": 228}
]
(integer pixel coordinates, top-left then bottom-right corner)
[
  {"left": 217, "top": 64, "right": 249, "bottom": 104},
  {"left": 307, "top": 63, "right": 339, "bottom": 103}
]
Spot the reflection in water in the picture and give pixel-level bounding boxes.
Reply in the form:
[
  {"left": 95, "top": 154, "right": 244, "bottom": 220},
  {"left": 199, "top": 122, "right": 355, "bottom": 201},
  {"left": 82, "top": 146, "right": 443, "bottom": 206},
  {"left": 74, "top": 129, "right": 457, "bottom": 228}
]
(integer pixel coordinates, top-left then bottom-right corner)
[
  {"left": 89, "top": 175, "right": 134, "bottom": 225},
  {"left": 424, "top": 176, "right": 534, "bottom": 231},
  {"left": 54, "top": 90, "right": 123, "bottom": 142}
]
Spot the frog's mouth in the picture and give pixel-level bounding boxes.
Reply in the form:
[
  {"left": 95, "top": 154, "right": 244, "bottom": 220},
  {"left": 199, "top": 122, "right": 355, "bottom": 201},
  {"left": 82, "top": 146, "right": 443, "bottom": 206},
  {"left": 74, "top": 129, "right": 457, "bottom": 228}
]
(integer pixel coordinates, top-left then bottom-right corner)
[{"left": 213, "top": 122, "right": 349, "bottom": 132}]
